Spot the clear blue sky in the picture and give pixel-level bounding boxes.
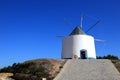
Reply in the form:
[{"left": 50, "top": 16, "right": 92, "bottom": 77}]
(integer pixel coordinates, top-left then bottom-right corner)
[{"left": 0, "top": 0, "right": 120, "bottom": 68}]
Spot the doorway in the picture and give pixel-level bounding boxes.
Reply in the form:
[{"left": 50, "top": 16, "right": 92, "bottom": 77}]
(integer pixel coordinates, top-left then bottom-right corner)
[{"left": 80, "top": 50, "right": 87, "bottom": 59}]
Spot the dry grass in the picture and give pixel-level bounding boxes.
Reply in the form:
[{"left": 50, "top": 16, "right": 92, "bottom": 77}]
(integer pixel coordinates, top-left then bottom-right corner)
[
  {"left": 24, "top": 58, "right": 67, "bottom": 77},
  {"left": 0, "top": 73, "right": 13, "bottom": 77}
]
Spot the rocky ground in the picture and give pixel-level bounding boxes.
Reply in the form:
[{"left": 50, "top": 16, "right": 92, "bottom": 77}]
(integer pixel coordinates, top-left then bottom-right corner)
[
  {"left": 54, "top": 59, "right": 120, "bottom": 80},
  {"left": 0, "top": 73, "right": 14, "bottom": 80},
  {"left": 0, "top": 76, "right": 14, "bottom": 80},
  {"left": 0, "top": 59, "right": 119, "bottom": 80}
]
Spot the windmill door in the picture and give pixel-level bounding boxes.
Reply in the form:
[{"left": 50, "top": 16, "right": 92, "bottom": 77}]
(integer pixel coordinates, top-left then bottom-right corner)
[{"left": 80, "top": 50, "right": 87, "bottom": 59}]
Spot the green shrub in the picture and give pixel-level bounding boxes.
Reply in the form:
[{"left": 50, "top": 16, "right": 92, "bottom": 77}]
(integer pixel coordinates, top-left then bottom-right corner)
[
  {"left": 97, "top": 54, "right": 119, "bottom": 60},
  {"left": 0, "top": 62, "right": 51, "bottom": 80}
]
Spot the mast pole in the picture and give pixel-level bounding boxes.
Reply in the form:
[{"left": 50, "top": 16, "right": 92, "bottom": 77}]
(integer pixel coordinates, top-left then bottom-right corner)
[{"left": 80, "top": 14, "right": 83, "bottom": 29}]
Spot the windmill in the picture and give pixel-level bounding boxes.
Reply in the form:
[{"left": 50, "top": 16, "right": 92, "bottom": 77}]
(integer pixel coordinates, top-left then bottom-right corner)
[{"left": 58, "top": 15, "right": 105, "bottom": 59}]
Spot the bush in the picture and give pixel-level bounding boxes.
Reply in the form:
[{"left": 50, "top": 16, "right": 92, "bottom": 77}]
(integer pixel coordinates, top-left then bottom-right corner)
[
  {"left": 0, "top": 62, "right": 51, "bottom": 80},
  {"left": 97, "top": 54, "right": 119, "bottom": 60}
]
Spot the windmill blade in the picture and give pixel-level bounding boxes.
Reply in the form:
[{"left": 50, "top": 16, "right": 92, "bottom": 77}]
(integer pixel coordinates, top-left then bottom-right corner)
[
  {"left": 57, "top": 18, "right": 72, "bottom": 38},
  {"left": 80, "top": 14, "right": 83, "bottom": 28},
  {"left": 64, "top": 18, "right": 73, "bottom": 29},
  {"left": 95, "top": 39, "right": 106, "bottom": 42},
  {"left": 56, "top": 36, "right": 65, "bottom": 38},
  {"left": 86, "top": 20, "right": 100, "bottom": 33}
]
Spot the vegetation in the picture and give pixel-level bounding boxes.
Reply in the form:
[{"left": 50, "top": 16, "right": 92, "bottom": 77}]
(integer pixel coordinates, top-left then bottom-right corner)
[
  {"left": 97, "top": 54, "right": 119, "bottom": 60},
  {"left": 0, "top": 59, "right": 66, "bottom": 80},
  {"left": 0, "top": 61, "right": 51, "bottom": 80}
]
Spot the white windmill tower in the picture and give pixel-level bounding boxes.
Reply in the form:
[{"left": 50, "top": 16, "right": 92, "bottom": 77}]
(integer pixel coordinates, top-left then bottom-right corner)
[{"left": 60, "top": 16, "right": 103, "bottom": 59}]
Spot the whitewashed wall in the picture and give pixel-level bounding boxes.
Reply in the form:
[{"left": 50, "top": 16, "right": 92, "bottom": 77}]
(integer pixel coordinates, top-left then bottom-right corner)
[{"left": 61, "top": 35, "right": 96, "bottom": 59}]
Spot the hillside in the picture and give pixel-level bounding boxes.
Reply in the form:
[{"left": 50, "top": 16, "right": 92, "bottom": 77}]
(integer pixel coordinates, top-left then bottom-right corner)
[
  {"left": 0, "top": 59, "right": 120, "bottom": 80},
  {"left": 112, "top": 60, "right": 120, "bottom": 72},
  {"left": 0, "top": 59, "right": 66, "bottom": 80}
]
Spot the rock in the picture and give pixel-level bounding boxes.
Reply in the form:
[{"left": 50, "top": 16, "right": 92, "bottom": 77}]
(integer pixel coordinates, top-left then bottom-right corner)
[{"left": 0, "top": 76, "right": 14, "bottom": 80}]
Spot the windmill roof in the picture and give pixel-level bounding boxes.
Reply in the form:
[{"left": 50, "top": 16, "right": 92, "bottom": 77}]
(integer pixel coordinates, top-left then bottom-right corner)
[{"left": 69, "top": 26, "right": 86, "bottom": 35}]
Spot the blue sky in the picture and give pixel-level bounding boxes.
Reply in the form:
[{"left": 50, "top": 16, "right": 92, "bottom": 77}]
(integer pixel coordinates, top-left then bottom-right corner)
[{"left": 0, "top": 0, "right": 120, "bottom": 68}]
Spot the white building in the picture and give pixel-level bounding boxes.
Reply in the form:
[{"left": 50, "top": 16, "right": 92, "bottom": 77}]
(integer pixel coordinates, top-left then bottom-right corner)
[{"left": 61, "top": 26, "right": 96, "bottom": 59}]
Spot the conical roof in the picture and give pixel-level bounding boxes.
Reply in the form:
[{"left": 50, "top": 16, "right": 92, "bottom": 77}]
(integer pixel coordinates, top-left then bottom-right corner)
[{"left": 69, "top": 26, "right": 86, "bottom": 35}]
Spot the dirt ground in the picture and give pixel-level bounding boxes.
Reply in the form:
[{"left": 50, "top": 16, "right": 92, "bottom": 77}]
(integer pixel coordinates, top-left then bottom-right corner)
[{"left": 112, "top": 60, "right": 120, "bottom": 72}]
